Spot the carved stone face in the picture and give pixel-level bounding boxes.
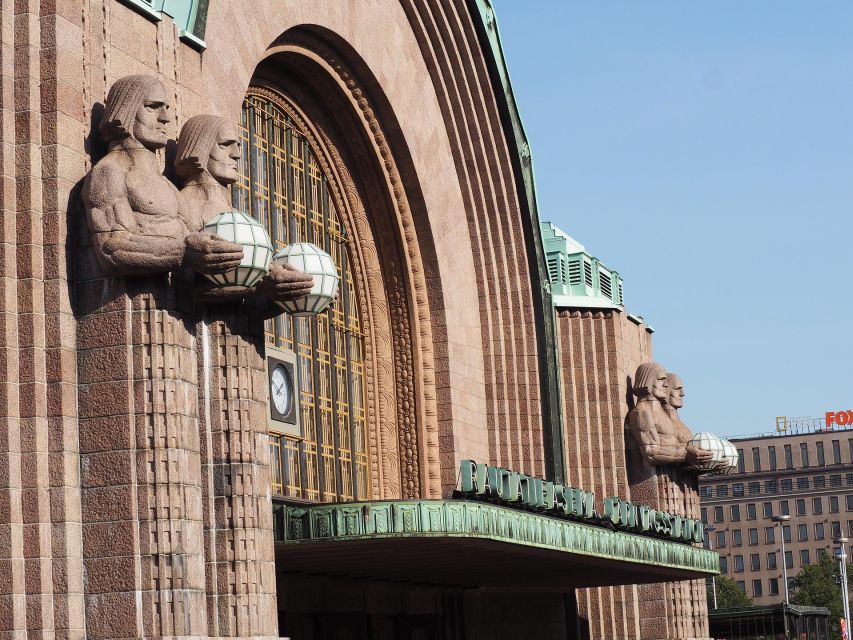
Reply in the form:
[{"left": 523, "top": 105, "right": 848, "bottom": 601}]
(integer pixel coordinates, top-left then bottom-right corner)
[
  {"left": 132, "top": 82, "right": 171, "bottom": 150},
  {"left": 668, "top": 375, "right": 684, "bottom": 409},
  {"left": 651, "top": 373, "right": 670, "bottom": 402},
  {"left": 207, "top": 121, "right": 241, "bottom": 185}
]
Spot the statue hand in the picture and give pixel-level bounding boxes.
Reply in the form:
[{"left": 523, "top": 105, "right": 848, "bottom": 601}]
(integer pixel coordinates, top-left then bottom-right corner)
[
  {"left": 256, "top": 261, "right": 314, "bottom": 302},
  {"left": 184, "top": 232, "right": 244, "bottom": 275},
  {"left": 686, "top": 445, "right": 714, "bottom": 466}
]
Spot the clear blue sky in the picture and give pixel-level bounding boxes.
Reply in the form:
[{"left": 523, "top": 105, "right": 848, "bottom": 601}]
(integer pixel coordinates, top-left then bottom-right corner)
[{"left": 492, "top": 1, "right": 853, "bottom": 438}]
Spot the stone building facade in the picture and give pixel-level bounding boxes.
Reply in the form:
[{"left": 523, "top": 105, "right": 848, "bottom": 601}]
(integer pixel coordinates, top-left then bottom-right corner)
[{"left": 0, "top": 0, "right": 716, "bottom": 638}]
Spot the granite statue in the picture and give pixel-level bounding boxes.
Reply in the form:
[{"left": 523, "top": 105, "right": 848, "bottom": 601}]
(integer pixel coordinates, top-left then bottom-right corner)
[
  {"left": 81, "top": 74, "right": 243, "bottom": 277},
  {"left": 627, "top": 362, "right": 713, "bottom": 469},
  {"left": 174, "top": 113, "right": 313, "bottom": 303}
]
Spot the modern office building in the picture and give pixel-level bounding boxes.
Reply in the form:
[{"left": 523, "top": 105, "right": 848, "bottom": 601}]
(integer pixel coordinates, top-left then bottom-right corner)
[{"left": 699, "top": 422, "right": 853, "bottom": 606}]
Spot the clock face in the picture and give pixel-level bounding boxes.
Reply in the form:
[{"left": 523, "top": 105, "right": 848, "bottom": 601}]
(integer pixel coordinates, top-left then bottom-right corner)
[{"left": 271, "top": 364, "right": 292, "bottom": 417}]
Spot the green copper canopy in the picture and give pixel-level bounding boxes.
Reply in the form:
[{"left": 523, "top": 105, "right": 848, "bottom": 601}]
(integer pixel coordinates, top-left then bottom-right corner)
[{"left": 275, "top": 499, "right": 719, "bottom": 588}]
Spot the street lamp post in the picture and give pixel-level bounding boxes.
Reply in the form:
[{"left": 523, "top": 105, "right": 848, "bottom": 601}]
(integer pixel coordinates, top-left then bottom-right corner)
[
  {"left": 834, "top": 536, "right": 851, "bottom": 635},
  {"left": 772, "top": 514, "right": 792, "bottom": 606},
  {"left": 705, "top": 524, "right": 718, "bottom": 609}
]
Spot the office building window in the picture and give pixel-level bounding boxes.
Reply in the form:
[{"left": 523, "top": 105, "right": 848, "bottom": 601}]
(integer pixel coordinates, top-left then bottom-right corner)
[
  {"left": 813, "top": 497, "right": 823, "bottom": 514},
  {"left": 780, "top": 500, "right": 790, "bottom": 515},
  {"left": 800, "top": 549, "right": 810, "bottom": 565},
  {"left": 734, "top": 555, "right": 744, "bottom": 573},
  {"left": 737, "top": 450, "right": 745, "bottom": 473},
  {"left": 750, "top": 554, "right": 760, "bottom": 571},
  {"left": 847, "top": 473, "right": 853, "bottom": 487},
  {"left": 737, "top": 580, "right": 746, "bottom": 592},
  {"left": 717, "top": 485, "right": 729, "bottom": 497},
  {"left": 833, "top": 439, "right": 842, "bottom": 465},
  {"left": 797, "top": 477, "right": 810, "bottom": 490},
  {"left": 832, "top": 521, "right": 842, "bottom": 538},
  {"left": 785, "top": 444, "right": 793, "bottom": 469},
  {"left": 768, "top": 552, "right": 777, "bottom": 570},
  {"left": 831, "top": 496, "right": 840, "bottom": 513},
  {"left": 785, "top": 551, "right": 793, "bottom": 568},
  {"left": 701, "top": 507, "right": 708, "bottom": 523},
  {"left": 801, "top": 443, "right": 810, "bottom": 468},
  {"left": 798, "top": 524, "right": 808, "bottom": 541},
  {"left": 733, "top": 483, "right": 744, "bottom": 497},
  {"left": 748, "top": 528, "right": 758, "bottom": 545},
  {"left": 765, "top": 527, "right": 775, "bottom": 544},
  {"left": 747, "top": 503, "right": 757, "bottom": 520},
  {"left": 752, "top": 447, "right": 761, "bottom": 472},
  {"left": 814, "top": 475, "right": 826, "bottom": 489},
  {"left": 787, "top": 577, "right": 796, "bottom": 592},
  {"left": 781, "top": 479, "right": 793, "bottom": 492},
  {"left": 763, "top": 502, "right": 773, "bottom": 518},
  {"left": 832, "top": 475, "right": 842, "bottom": 488},
  {"left": 848, "top": 520, "right": 853, "bottom": 537},
  {"left": 700, "top": 486, "right": 712, "bottom": 498},
  {"left": 733, "top": 530, "right": 743, "bottom": 546},
  {"left": 720, "top": 556, "right": 728, "bottom": 574},
  {"left": 769, "top": 578, "right": 779, "bottom": 595},
  {"left": 847, "top": 495, "right": 853, "bottom": 512},
  {"left": 749, "top": 482, "right": 760, "bottom": 495},
  {"left": 716, "top": 531, "right": 726, "bottom": 548},
  {"left": 752, "top": 579, "right": 763, "bottom": 597},
  {"left": 714, "top": 506, "right": 724, "bottom": 522},
  {"left": 769, "top": 445, "right": 777, "bottom": 471},
  {"left": 817, "top": 441, "right": 825, "bottom": 467},
  {"left": 783, "top": 525, "right": 792, "bottom": 543},
  {"left": 796, "top": 499, "right": 806, "bottom": 516},
  {"left": 815, "top": 522, "right": 825, "bottom": 540},
  {"left": 849, "top": 438, "right": 853, "bottom": 464},
  {"left": 731, "top": 505, "right": 741, "bottom": 521},
  {"left": 766, "top": 480, "right": 778, "bottom": 494}
]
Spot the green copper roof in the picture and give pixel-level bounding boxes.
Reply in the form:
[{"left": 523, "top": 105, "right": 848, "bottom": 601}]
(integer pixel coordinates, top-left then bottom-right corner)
[
  {"left": 117, "top": 0, "right": 208, "bottom": 50},
  {"left": 274, "top": 499, "right": 719, "bottom": 588},
  {"left": 541, "top": 221, "right": 624, "bottom": 310}
]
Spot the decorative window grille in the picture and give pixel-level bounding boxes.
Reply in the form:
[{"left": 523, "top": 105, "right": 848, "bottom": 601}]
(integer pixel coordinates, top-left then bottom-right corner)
[{"left": 234, "top": 90, "right": 370, "bottom": 502}]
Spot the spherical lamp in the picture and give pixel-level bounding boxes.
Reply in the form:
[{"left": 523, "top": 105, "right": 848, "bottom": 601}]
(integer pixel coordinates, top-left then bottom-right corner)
[
  {"left": 686, "top": 432, "right": 726, "bottom": 472},
  {"left": 716, "top": 438, "right": 739, "bottom": 475},
  {"left": 200, "top": 210, "right": 273, "bottom": 292},
  {"left": 274, "top": 242, "right": 339, "bottom": 316}
]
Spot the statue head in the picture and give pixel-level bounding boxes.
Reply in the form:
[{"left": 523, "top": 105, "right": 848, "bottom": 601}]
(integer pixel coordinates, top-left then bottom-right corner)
[
  {"left": 99, "top": 75, "right": 171, "bottom": 149},
  {"left": 175, "top": 115, "right": 240, "bottom": 185},
  {"left": 632, "top": 362, "right": 669, "bottom": 402},
  {"left": 666, "top": 373, "right": 684, "bottom": 409}
]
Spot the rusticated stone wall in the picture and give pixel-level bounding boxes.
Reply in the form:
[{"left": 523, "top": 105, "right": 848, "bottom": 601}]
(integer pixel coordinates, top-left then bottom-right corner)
[{"left": 556, "top": 308, "right": 652, "bottom": 640}]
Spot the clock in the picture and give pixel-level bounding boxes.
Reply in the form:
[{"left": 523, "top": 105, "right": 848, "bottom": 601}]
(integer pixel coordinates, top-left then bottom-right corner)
[{"left": 266, "top": 347, "right": 300, "bottom": 436}]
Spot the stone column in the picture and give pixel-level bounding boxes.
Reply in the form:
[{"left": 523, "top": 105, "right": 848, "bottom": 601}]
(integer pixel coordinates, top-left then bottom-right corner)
[
  {"left": 77, "top": 275, "right": 208, "bottom": 639},
  {"left": 197, "top": 308, "right": 277, "bottom": 638}
]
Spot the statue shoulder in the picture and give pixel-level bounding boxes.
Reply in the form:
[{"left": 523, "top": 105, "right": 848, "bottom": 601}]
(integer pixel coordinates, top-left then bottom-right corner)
[{"left": 83, "top": 155, "right": 129, "bottom": 208}]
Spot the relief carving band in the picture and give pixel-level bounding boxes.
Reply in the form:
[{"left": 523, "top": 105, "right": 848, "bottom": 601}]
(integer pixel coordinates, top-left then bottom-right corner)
[
  {"left": 82, "top": 74, "right": 244, "bottom": 278},
  {"left": 175, "top": 114, "right": 313, "bottom": 305}
]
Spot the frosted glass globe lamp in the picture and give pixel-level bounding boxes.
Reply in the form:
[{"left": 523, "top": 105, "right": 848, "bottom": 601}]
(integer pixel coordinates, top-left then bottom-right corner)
[
  {"left": 274, "top": 242, "right": 340, "bottom": 316},
  {"left": 717, "top": 438, "right": 739, "bottom": 475},
  {"left": 200, "top": 210, "right": 273, "bottom": 292},
  {"left": 686, "top": 432, "right": 726, "bottom": 473}
]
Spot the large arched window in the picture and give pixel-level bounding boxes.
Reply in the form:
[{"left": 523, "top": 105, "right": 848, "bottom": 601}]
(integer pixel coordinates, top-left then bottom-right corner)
[{"left": 233, "top": 89, "right": 369, "bottom": 502}]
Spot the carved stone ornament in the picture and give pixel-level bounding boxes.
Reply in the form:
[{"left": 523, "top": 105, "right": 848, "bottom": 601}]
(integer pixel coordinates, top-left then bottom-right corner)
[
  {"left": 175, "top": 113, "right": 313, "bottom": 305},
  {"left": 627, "top": 362, "right": 714, "bottom": 470}
]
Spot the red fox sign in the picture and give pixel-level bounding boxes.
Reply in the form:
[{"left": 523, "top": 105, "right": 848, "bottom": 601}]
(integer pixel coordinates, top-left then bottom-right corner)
[{"left": 826, "top": 410, "right": 853, "bottom": 427}]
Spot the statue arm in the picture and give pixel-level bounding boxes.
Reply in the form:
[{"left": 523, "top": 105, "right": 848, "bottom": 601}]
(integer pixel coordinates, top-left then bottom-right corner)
[
  {"left": 629, "top": 404, "right": 688, "bottom": 465},
  {"left": 84, "top": 164, "right": 186, "bottom": 275}
]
